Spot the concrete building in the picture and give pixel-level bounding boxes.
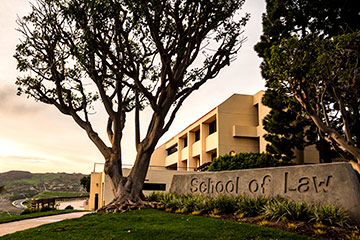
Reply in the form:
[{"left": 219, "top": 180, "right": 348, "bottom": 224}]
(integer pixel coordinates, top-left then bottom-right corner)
[{"left": 150, "top": 91, "right": 319, "bottom": 171}]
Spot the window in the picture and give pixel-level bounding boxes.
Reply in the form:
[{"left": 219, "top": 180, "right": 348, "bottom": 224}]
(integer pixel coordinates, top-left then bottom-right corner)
[
  {"left": 183, "top": 137, "right": 188, "bottom": 148},
  {"left": 209, "top": 120, "right": 217, "bottom": 135},
  {"left": 166, "top": 144, "right": 178, "bottom": 156},
  {"left": 211, "top": 152, "right": 217, "bottom": 160},
  {"left": 194, "top": 130, "right": 200, "bottom": 142}
]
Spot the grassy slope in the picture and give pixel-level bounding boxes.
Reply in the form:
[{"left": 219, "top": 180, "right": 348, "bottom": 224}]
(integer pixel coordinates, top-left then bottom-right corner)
[
  {"left": 32, "top": 191, "right": 89, "bottom": 199},
  {"left": 0, "top": 208, "right": 316, "bottom": 240}
]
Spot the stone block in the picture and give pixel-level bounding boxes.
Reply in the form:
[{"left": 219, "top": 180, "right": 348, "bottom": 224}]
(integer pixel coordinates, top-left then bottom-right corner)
[{"left": 169, "top": 162, "right": 360, "bottom": 223}]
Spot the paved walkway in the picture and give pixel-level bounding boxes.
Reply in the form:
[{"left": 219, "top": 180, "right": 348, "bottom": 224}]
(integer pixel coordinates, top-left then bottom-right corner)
[{"left": 0, "top": 212, "right": 90, "bottom": 237}]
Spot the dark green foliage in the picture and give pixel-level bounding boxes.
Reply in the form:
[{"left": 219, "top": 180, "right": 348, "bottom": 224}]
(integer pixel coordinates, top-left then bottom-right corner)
[
  {"left": 236, "top": 197, "right": 269, "bottom": 217},
  {"left": 263, "top": 198, "right": 311, "bottom": 221},
  {"left": 254, "top": 0, "right": 360, "bottom": 162},
  {"left": 65, "top": 205, "right": 74, "bottom": 210},
  {"left": 310, "top": 204, "right": 351, "bottom": 227},
  {"left": 147, "top": 192, "right": 350, "bottom": 227},
  {"left": 40, "top": 206, "right": 56, "bottom": 212},
  {"left": 20, "top": 208, "right": 32, "bottom": 215},
  {"left": 80, "top": 175, "right": 90, "bottom": 192},
  {"left": 268, "top": 32, "right": 360, "bottom": 162},
  {"left": 207, "top": 153, "right": 293, "bottom": 172}
]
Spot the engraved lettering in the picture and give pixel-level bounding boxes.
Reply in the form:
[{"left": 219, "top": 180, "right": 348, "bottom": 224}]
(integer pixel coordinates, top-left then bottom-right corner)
[
  {"left": 298, "top": 177, "right": 311, "bottom": 193},
  {"left": 284, "top": 172, "right": 288, "bottom": 193},
  {"left": 190, "top": 178, "right": 198, "bottom": 193},
  {"left": 249, "top": 179, "right": 258, "bottom": 193},
  {"left": 199, "top": 181, "right": 207, "bottom": 193},
  {"left": 225, "top": 181, "right": 234, "bottom": 193},
  {"left": 313, "top": 176, "right": 332, "bottom": 193},
  {"left": 215, "top": 181, "right": 224, "bottom": 193},
  {"left": 208, "top": 178, "right": 211, "bottom": 194},
  {"left": 261, "top": 175, "right": 272, "bottom": 194},
  {"left": 236, "top": 177, "right": 239, "bottom": 194}
]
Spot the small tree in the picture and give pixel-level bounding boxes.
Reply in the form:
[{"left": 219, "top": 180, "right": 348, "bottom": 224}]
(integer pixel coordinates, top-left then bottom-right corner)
[
  {"left": 0, "top": 186, "right": 5, "bottom": 194},
  {"left": 15, "top": 0, "right": 249, "bottom": 212},
  {"left": 266, "top": 32, "right": 360, "bottom": 174},
  {"left": 80, "top": 175, "right": 90, "bottom": 192}
]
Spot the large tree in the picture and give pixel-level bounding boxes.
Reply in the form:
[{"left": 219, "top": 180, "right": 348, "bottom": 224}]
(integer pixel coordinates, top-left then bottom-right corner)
[
  {"left": 15, "top": 0, "right": 248, "bottom": 212},
  {"left": 255, "top": 0, "right": 360, "bottom": 163},
  {"left": 267, "top": 32, "right": 360, "bottom": 174}
]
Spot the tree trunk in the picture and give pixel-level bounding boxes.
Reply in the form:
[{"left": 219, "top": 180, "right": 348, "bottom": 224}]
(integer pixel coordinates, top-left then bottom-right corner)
[
  {"left": 97, "top": 147, "right": 156, "bottom": 212},
  {"left": 294, "top": 94, "right": 360, "bottom": 175}
]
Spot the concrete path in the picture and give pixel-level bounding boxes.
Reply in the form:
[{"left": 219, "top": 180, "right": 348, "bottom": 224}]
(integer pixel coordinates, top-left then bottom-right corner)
[
  {"left": 57, "top": 200, "right": 86, "bottom": 210},
  {"left": 0, "top": 212, "right": 90, "bottom": 237}
]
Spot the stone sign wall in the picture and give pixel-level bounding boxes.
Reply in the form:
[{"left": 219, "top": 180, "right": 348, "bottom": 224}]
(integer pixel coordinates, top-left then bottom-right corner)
[{"left": 169, "top": 162, "right": 360, "bottom": 223}]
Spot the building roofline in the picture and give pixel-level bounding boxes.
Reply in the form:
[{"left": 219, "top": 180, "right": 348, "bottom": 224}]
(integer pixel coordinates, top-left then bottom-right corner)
[{"left": 155, "top": 90, "right": 265, "bottom": 149}]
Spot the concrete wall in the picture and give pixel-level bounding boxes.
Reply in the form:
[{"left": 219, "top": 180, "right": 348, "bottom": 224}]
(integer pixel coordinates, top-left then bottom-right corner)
[{"left": 170, "top": 163, "right": 360, "bottom": 223}]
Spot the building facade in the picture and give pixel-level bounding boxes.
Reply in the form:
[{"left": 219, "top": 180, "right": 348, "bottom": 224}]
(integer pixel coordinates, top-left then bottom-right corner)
[{"left": 150, "top": 91, "right": 319, "bottom": 171}]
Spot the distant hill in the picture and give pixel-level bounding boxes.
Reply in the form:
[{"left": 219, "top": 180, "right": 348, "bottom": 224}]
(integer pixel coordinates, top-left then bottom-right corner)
[
  {"left": 0, "top": 171, "right": 32, "bottom": 181},
  {"left": 0, "top": 171, "right": 87, "bottom": 201}
]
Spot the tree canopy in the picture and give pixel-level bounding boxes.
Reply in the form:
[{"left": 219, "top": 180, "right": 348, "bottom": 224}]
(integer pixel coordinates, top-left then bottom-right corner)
[
  {"left": 15, "top": 0, "right": 249, "bottom": 211},
  {"left": 267, "top": 32, "right": 360, "bottom": 172},
  {"left": 255, "top": 0, "right": 360, "bottom": 162}
]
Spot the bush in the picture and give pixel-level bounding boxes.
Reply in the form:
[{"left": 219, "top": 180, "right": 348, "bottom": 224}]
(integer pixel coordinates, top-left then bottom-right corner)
[
  {"left": 40, "top": 206, "right": 56, "bottom": 212},
  {"left": 207, "top": 153, "right": 293, "bottom": 172},
  {"left": 310, "top": 203, "right": 350, "bottom": 227},
  {"left": 263, "top": 198, "right": 310, "bottom": 221},
  {"left": 20, "top": 208, "right": 32, "bottom": 215},
  {"left": 147, "top": 192, "right": 350, "bottom": 227},
  {"left": 65, "top": 205, "right": 74, "bottom": 210},
  {"left": 236, "top": 196, "right": 269, "bottom": 217}
]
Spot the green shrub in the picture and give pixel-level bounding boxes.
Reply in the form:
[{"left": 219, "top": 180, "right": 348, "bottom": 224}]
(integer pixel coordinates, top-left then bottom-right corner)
[
  {"left": 65, "top": 205, "right": 74, "bottom": 210},
  {"left": 310, "top": 203, "right": 350, "bottom": 227},
  {"left": 211, "top": 195, "right": 237, "bottom": 214},
  {"left": 263, "top": 198, "right": 310, "bottom": 221},
  {"left": 20, "top": 208, "right": 32, "bottom": 215},
  {"left": 236, "top": 196, "right": 269, "bottom": 217},
  {"left": 40, "top": 206, "right": 56, "bottom": 212},
  {"left": 207, "top": 153, "right": 293, "bottom": 172},
  {"left": 147, "top": 192, "right": 351, "bottom": 227}
]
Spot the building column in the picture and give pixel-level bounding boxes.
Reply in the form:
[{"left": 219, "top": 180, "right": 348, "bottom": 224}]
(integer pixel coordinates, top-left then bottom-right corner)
[
  {"left": 188, "top": 131, "right": 197, "bottom": 171},
  {"left": 200, "top": 123, "right": 211, "bottom": 165}
]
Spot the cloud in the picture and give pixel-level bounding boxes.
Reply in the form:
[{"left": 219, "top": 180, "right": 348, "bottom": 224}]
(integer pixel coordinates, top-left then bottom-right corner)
[
  {"left": 0, "top": 83, "right": 42, "bottom": 115},
  {"left": 0, "top": 154, "right": 49, "bottom": 163}
]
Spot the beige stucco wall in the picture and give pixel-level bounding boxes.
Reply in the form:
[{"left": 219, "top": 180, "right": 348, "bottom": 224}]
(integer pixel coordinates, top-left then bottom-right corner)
[
  {"left": 149, "top": 90, "right": 320, "bottom": 170},
  {"left": 217, "top": 94, "right": 261, "bottom": 156},
  {"left": 89, "top": 172, "right": 102, "bottom": 210},
  {"left": 150, "top": 108, "right": 218, "bottom": 170}
]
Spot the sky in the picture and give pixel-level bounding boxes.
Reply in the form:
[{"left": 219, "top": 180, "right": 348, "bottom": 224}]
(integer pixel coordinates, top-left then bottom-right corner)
[{"left": 0, "top": 0, "right": 266, "bottom": 174}]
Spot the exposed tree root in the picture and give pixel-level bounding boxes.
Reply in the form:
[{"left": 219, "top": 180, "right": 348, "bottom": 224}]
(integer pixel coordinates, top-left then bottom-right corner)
[{"left": 96, "top": 198, "right": 157, "bottom": 213}]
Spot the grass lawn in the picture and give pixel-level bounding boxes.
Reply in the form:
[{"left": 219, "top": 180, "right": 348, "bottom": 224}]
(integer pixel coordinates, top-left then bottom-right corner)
[
  {"left": 0, "top": 208, "right": 316, "bottom": 240},
  {"left": 0, "top": 210, "right": 83, "bottom": 224},
  {"left": 32, "top": 191, "right": 89, "bottom": 199}
]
